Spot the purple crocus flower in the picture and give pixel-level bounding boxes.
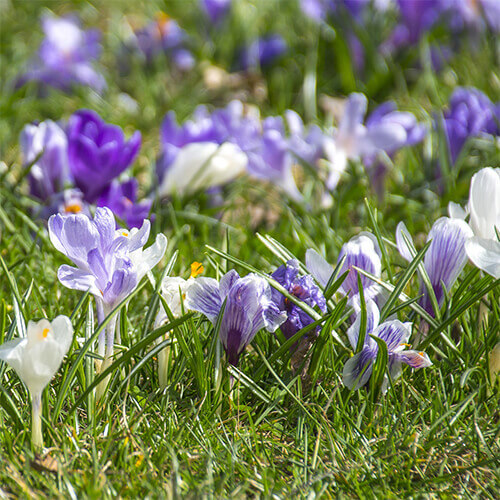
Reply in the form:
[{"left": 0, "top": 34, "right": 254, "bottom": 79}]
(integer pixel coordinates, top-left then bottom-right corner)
[
  {"left": 186, "top": 270, "right": 286, "bottom": 366},
  {"left": 396, "top": 217, "right": 474, "bottom": 316},
  {"left": 97, "top": 179, "right": 152, "bottom": 229},
  {"left": 20, "top": 120, "right": 69, "bottom": 202},
  {"left": 131, "top": 14, "right": 195, "bottom": 71},
  {"left": 323, "top": 93, "right": 409, "bottom": 191},
  {"left": 442, "top": 87, "right": 499, "bottom": 165},
  {"left": 17, "top": 14, "right": 105, "bottom": 93},
  {"left": 343, "top": 300, "right": 432, "bottom": 391},
  {"left": 201, "top": 0, "right": 231, "bottom": 23},
  {"left": 48, "top": 207, "right": 167, "bottom": 394},
  {"left": 364, "top": 101, "right": 427, "bottom": 196},
  {"left": 238, "top": 35, "right": 287, "bottom": 71},
  {"left": 306, "top": 232, "right": 382, "bottom": 309},
  {"left": 270, "top": 260, "right": 326, "bottom": 342},
  {"left": 38, "top": 188, "right": 90, "bottom": 221},
  {"left": 67, "top": 110, "right": 141, "bottom": 203}
]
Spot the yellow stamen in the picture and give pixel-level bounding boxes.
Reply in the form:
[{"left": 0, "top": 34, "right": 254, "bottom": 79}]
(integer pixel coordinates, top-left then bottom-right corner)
[
  {"left": 190, "top": 261, "right": 204, "bottom": 278},
  {"left": 122, "top": 231, "right": 129, "bottom": 237},
  {"left": 65, "top": 203, "right": 82, "bottom": 214},
  {"left": 42, "top": 328, "right": 49, "bottom": 338},
  {"left": 400, "top": 343, "right": 412, "bottom": 348},
  {"left": 418, "top": 351, "right": 425, "bottom": 356}
]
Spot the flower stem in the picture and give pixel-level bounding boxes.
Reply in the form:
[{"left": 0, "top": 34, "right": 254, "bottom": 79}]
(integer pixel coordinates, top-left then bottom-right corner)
[
  {"left": 96, "top": 312, "right": 118, "bottom": 401},
  {"left": 157, "top": 334, "right": 171, "bottom": 389},
  {"left": 31, "top": 392, "right": 43, "bottom": 450}
]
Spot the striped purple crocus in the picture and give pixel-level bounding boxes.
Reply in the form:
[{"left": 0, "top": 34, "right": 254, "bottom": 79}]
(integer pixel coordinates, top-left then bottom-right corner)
[
  {"left": 396, "top": 217, "right": 473, "bottom": 316},
  {"left": 186, "top": 270, "right": 286, "bottom": 366},
  {"left": 343, "top": 300, "right": 432, "bottom": 391},
  {"left": 306, "top": 232, "right": 382, "bottom": 310}
]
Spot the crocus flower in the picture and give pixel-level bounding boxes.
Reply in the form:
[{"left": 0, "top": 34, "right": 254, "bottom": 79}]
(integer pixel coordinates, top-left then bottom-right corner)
[
  {"left": 130, "top": 13, "right": 195, "bottom": 71},
  {"left": 343, "top": 300, "right": 432, "bottom": 391},
  {"left": 396, "top": 217, "right": 473, "bottom": 316},
  {"left": 20, "top": 120, "right": 69, "bottom": 202},
  {"left": 237, "top": 35, "right": 287, "bottom": 71},
  {"left": 0, "top": 316, "right": 73, "bottom": 447},
  {"left": 186, "top": 270, "right": 286, "bottom": 366},
  {"left": 442, "top": 87, "right": 499, "bottom": 165},
  {"left": 306, "top": 232, "right": 382, "bottom": 309},
  {"left": 38, "top": 188, "right": 90, "bottom": 221},
  {"left": 270, "top": 260, "right": 327, "bottom": 342},
  {"left": 449, "top": 167, "right": 500, "bottom": 279},
  {"left": 17, "top": 14, "right": 105, "bottom": 93},
  {"left": 158, "top": 142, "right": 247, "bottom": 197},
  {"left": 323, "top": 93, "right": 408, "bottom": 190},
  {"left": 201, "top": 0, "right": 232, "bottom": 23},
  {"left": 67, "top": 110, "right": 141, "bottom": 202},
  {"left": 97, "top": 179, "right": 152, "bottom": 229},
  {"left": 48, "top": 207, "right": 166, "bottom": 395},
  {"left": 154, "top": 262, "right": 204, "bottom": 388}
]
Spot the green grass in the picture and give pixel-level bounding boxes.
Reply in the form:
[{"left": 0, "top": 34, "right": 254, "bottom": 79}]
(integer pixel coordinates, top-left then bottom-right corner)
[{"left": 0, "top": 0, "right": 499, "bottom": 497}]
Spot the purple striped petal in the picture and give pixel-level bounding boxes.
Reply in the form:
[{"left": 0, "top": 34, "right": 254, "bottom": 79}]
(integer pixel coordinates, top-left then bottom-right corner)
[{"left": 185, "top": 277, "right": 222, "bottom": 324}]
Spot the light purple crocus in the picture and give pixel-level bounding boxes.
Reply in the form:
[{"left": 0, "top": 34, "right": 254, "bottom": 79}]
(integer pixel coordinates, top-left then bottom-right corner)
[
  {"left": 396, "top": 217, "right": 473, "bottom": 316},
  {"left": 306, "top": 232, "right": 382, "bottom": 309},
  {"left": 20, "top": 120, "right": 69, "bottom": 202},
  {"left": 17, "top": 14, "right": 106, "bottom": 93},
  {"left": 67, "top": 110, "right": 141, "bottom": 203},
  {"left": 201, "top": 0, "right": 231, "bottom": 23},
  {"left": 323, "top": 93, "right": 409, "bottom": 190},
  {"left": 131, "top": 14, "right": 195, "bottom": 71},
  {"left": 343, "top": 300, "right": 432, "bottom": 391},
  {"left": 186, "top": 270, "right": 286, "bottom": 366},
  {"left": 237, "top": 35, "right": 287, "bottom": 71},
  {"left": 442, "top": 87, "right": 499, "bottom": 166},
  {"left": 97, "top": 179, "right": 152, "bottom": 229},
  {"left": 48, "top": 207, "right": 167, "bottom": 392},
  {"left": 364, "top": 101, "right": 427, "bottom": 196}
]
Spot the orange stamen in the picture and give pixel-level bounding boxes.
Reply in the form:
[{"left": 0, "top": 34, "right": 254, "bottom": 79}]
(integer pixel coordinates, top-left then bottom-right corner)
[
  {"left": 65, "top": 203, "right": 82, "bottom": 214},
  {"left": 42, "top": 328, "right": 49, "bottom": 338},
  {"left": 190, "top": 261, "right": 204, "bottom": 278}
]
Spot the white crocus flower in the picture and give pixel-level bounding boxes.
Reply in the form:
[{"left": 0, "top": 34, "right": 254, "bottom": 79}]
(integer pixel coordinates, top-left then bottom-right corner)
[
  {"left": 448, "top": 168, "right": 500, "bottom": 279},
  {"left": 159, "top": 142, "right": 248, "bottom": 197},
  {"left": 0, "top": 316, "right": 73, "bottom": 448},
  {"left": 154, "top": 262, "right": 204, "bottom": 389}
]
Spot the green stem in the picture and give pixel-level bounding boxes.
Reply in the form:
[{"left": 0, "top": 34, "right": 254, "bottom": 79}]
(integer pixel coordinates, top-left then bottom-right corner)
[{"left": 31, "top": 392, "right": 43, "bottom": 449}]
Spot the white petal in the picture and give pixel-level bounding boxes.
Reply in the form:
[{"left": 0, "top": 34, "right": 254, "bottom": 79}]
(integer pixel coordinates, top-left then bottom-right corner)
[
  {"left": 448, "top": 201, "right": 467, "bottom": 220},
  {"left": 395, "top": 221, "right": 414, "bottom": 262},
  {"left": 465, "top": 237, "right": 500, "bottom": 279},
  {"left": 469, "top": 167, "right": 500, "bottom": 239}
]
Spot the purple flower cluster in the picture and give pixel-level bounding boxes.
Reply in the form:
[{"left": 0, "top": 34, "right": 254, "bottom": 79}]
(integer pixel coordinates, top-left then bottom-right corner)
[
  {"left": 442, "top": 87, "right": 500, "bottom": 165},
  {"left": 17, "top": 14, "right": 105, "bottom": 93},
  {"left": 270, "top": 260, "right": 326, "bottom": 342},
  {"left": 20, "top": 110, "right": 149, "bottom": 229},
  {"left": 128, "top": 14, "right": 195, "bottom": 71}
]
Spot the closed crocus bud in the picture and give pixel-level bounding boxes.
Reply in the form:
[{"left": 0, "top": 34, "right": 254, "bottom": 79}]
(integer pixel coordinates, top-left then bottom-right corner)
[
  {"left": 67, "top": 110, "right": 141, "bottom": 203},
  {"left": 20, "top": 120, "right": 69, "bottom": 202},
  {"left": 158, "top": 142, "right": 247, "bottom": 197},
  {"left": 0, "top": 316, "right": 73, "bottom": 448}
]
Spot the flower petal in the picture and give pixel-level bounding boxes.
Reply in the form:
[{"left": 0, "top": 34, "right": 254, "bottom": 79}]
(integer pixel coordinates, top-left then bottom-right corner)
[
  {"left": 374, "top": 320, "right": 411, "bottom": 351},
  {"left": 305, "top": 249, "right": 333, "bottom": 288},
  {"left": 57, "top": 265, "right": 101, "bottom": 296},
  {"left": 342, "top": 350, "right": 373, "bottom": 390},
  {"left": 465, "top": 237, "right": 500, "bottom": 279},
  {"left": 185, "top": 277, "right": 222, "bottom": 324}
]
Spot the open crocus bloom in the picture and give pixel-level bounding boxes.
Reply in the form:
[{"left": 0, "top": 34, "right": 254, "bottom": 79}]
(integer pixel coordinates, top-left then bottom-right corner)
[
  {"left": 323, "top": 93, "right": 407, "bottom": 190},
  {"left": 186, "top": 270, "right": 286, "bottom": 366},
  {"left": 0, "top": 316, "right": 73, "bottom": 447},
  {"left": 49, "top": 207, "right": 166, "bottom": 396},
  {"left": 306, "top": 232, "right": 381, "bottom": 308},
  {"left": 343, "top": 301, "right": 432, "bottom": 391},
  {"left": 397, "top": 218, "right": 473, "bottom": 316},
  {"left": 158, "top": 142, "right": 248, "bottom": 197}
]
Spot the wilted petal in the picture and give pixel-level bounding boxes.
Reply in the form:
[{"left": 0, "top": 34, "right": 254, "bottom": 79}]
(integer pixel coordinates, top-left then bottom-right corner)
[{"left": 465, "top": 237, "right": 500, "bottom": 279}]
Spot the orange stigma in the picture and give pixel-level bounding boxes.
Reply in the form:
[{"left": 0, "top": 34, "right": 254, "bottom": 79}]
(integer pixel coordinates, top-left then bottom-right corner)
[
  {"left": 190, "top": 261, "right": 204, "bottom": 278},
  {"left": 65, "top": 203, "right": 82, "bottom": 214},
  {"left": 42, "top": 328, "right": 49, "bottom": 338}
]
